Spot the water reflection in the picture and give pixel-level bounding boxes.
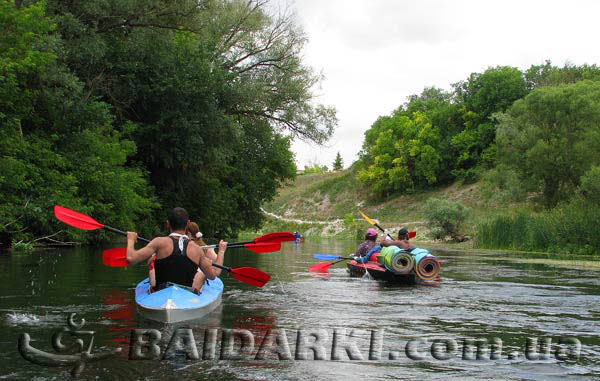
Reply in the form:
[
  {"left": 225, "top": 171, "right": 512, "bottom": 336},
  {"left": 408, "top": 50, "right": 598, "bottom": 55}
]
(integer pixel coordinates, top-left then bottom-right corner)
[{"left": 1, "top": 242, "right": 600, "bottom": 379}]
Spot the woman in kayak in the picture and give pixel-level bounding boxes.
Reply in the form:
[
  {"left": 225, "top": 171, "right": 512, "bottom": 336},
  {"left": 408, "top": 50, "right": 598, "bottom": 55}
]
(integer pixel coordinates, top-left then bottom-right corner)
[
  {"left": 355, "top": 228, "right": 415, "bottom": 263},
  {"left": 186, "top": 222, "right": 217, "bottom": 261},
  {"left": 186, "top": 222, "right": 222, "bottom": 293},
  {"left": 354, "top": 228, "right": 378, "bottom": 257}
]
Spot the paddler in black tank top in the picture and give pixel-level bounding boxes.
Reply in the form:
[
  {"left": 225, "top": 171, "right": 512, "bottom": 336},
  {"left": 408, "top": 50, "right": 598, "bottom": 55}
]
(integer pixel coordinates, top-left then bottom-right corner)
[{"left": 125, "top": 207, "right": 227, "bottom": 292}]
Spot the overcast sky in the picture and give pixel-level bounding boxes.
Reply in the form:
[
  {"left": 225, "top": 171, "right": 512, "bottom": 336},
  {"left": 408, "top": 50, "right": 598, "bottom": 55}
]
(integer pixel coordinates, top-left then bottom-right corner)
[{"left": 278, "top": 0, "right": 600, "bottom": 169}]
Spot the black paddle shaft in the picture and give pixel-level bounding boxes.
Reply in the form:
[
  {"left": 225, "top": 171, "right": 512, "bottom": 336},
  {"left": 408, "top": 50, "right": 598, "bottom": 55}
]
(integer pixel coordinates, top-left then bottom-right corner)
[{"left": 103, "top": 225, "right": 151, "bottom": 243}]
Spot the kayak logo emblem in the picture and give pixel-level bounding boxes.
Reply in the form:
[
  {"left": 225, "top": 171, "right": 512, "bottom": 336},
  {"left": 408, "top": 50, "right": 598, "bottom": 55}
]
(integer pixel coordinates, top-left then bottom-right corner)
[{"left": 18, "top": 313, "right": 122, "bottom": 377}]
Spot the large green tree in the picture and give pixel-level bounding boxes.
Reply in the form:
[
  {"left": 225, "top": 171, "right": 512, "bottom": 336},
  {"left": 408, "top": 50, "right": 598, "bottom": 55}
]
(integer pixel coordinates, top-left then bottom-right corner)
[
  {"left": 45, "top": 0, "right": 336, "bottom": 236},
  {"left": 0, "top": 1, "right": 156, "bottom": 246},
  {"left": 357, "top": 111, "right": 442, "bottom": 197},
  {"left": 451, "top": 66, "right": 529, "bottom": 178},
  {"left": 496, "top": 80, "right": 600, "bottom": 207}
]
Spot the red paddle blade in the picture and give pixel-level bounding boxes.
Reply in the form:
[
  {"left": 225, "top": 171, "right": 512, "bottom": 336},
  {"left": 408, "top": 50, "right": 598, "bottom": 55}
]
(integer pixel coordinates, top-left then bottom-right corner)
[
  {"left": 54, "top": 205, "right": 104, "bottom": 231},
  {"left": 243, "top": 242, "right": 281, "bottom": 254},
  {"left": 409, "top": 231, "right": 416, "bottom": 239},
  {"left": 102, "top": 248, "right": 128, "bottom": 267},
  {"left": 308, "top": 262, "right": 333, "bottom": 273},
  {"left": 254, "top": 232, "right": 296, "bottom": 243},
  {"left": 230, "top": 267, "right": 270, "bottom": 287}
]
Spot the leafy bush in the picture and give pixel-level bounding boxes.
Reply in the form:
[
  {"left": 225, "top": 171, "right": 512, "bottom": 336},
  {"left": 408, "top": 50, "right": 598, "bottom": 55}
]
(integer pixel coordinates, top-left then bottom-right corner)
[
  {"left": 579, "top": 166, "right": 600, "bottom": 204},
  {"left": 423, "top": 198, "right": 469, "bottom": 240},
  {"left": 480, "top": 165, "right": 527, "bottom": 203}
]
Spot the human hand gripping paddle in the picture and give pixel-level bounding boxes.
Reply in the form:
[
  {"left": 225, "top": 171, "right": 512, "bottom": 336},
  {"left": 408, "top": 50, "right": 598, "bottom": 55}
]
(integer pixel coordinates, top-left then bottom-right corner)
[
  {"left": 358, "top": 209, "right": 416, "bottom": 239},
  {"left": 54, "top": 206, "right": 280, "bottom": 287},
  {"left": 100, "top": 232, "right": 290, "bottom": 267},
  {"left": 99, "top": 231, "right": 293, "bottom": 268}
]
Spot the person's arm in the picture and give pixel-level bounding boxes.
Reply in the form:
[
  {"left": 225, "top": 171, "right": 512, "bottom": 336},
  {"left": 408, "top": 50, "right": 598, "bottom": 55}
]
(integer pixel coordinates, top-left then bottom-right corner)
[
  {"left": 203, "top": 247, "right": 218, "bottom": 262},
  {"left": 380, "top": 239, "right": 395, "bottom": 247},
  {"left": 197, "top": 240, "right": 227, "bottom": 279},
  {"left": 126, "top": 232, "right": 160, "bottom": 265},
  {"left": 356, "top": 244, "right": 381, "bottom": 263},
  {"left": 381, "top": 239, "right": 415, "bottom": 249}
]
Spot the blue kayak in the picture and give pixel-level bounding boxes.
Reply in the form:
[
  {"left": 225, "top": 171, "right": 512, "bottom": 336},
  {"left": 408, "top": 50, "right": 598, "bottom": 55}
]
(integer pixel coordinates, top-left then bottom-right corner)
[{"left": 134, "top": 277, "right": 224, "bottom": 323}]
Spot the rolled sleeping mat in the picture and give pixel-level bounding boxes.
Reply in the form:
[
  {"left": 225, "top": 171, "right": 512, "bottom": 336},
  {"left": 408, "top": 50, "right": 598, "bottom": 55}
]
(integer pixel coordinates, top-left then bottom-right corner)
[
  {"left": 377, "top": 246, "right": 415, "bottom": 274},
  {"left": 389, "top": 251, "right": 415, "bottom": 274},
  {"left": 412, "top": 249, "right": 441, "bottom": 281}
]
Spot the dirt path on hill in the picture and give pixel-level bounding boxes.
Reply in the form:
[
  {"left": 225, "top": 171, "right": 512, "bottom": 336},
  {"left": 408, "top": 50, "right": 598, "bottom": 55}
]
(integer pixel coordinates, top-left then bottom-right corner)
[{"left": 261, "top": 207, "right": 426, "bottom": 237}]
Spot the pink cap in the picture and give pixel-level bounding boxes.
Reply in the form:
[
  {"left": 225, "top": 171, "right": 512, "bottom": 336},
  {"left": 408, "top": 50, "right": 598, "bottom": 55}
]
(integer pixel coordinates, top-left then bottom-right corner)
[{"left": 367, "top": 228, "right": 378, "bottom": 235}]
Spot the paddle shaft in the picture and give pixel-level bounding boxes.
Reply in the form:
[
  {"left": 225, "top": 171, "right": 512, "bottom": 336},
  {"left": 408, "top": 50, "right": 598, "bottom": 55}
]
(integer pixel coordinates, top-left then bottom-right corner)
[
  {"left": 110, "top": 228, "right": 246, "bottom": 249},
  {"left": 373, "top": 223, "right": 393, "bottom": 239},
  {"left": 211, "top": 263, "right": 231, "bottom": 272},
  {"left": 102, "top": 227, "right": 235, "bottom": 271},
  {"left": 103, "top": 226, "right": 150, "bottom": 243}
]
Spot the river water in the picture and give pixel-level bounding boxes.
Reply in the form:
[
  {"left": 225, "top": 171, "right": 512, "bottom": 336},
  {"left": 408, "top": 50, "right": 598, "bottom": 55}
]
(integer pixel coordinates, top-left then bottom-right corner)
[{"left": 1, "top": 240, "right": 599, "bottom": 380}]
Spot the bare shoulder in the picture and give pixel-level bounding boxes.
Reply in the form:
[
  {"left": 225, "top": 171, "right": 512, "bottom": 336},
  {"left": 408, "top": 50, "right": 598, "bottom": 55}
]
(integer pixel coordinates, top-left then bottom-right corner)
[
  {"left": 151, "top": 236, "right": 172, "bottom": 256},
  {"left": 186, "top": 240, "right": 202, "bottom": 255}
]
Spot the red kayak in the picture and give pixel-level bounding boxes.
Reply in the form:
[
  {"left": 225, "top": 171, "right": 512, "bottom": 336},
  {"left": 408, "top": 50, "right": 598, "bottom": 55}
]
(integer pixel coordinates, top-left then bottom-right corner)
[{"left": 346, "top": 253, "right": 440, "bottom": 286}]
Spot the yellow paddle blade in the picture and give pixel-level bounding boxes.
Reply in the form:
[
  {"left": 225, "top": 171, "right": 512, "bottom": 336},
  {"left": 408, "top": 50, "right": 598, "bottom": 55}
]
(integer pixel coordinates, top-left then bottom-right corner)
[{"left": 358, "top": 209, "right": 377, "bottom": 226}]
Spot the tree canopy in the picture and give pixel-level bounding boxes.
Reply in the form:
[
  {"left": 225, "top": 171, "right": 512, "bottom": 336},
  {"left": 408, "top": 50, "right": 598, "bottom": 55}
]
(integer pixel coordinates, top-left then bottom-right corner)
[
  {"left": 0, "top": 0, "right": 336, "bottom": 246},
  {"left": 496, "top": 80, "right": 600, "bottom": 207},
  {"left": 357, "top": 62, "right": 600, "bottom": 199}
]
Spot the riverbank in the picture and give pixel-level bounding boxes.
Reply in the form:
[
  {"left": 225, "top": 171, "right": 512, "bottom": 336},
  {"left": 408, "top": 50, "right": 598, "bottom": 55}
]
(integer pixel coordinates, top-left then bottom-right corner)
[
  {"left": 256, "top": 168, "right": 600, "bottom": 257},
  {"left": 256, "top": 168, "right": 500, "bottom": 240}
]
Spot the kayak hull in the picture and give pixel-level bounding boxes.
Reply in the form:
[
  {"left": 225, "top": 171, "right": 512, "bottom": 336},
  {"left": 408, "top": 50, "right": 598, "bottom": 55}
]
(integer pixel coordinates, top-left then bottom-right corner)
[
  {"left": 347, "top": 259, "right": 440, "bottom": 286},
  {"left": 134, "top": 277, "right": 224, "bottom": 323},
  {"left": 347, "top": 260, "right": 417, "bottom": 284}
]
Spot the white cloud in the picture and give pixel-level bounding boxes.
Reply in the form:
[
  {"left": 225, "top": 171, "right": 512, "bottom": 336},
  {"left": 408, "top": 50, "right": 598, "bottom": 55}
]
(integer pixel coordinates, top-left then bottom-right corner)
[{"left": 282, "top": 0, "right": 600, "bottom": 169}]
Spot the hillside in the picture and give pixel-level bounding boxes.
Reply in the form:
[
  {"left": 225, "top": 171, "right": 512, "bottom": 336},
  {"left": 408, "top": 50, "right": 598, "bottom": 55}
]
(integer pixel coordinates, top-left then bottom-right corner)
[{"left": 256, "top": 167, "right": 494, "bottom": 241}]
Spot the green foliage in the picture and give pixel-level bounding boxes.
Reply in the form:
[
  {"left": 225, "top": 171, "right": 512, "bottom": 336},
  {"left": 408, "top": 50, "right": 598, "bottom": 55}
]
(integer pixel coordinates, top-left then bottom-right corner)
[
  {"left": 480, "top": 165, "right": 527, "bottom": 203},
  {"left": 0, "top": 0, "right": 334, "bottom": 245},
  {"left": 578, "top": 166, "right": 600, "bottom": 204},
  {"left": 496, "top": 80, "right": 600, "bottom": 208},
  {"left": 304, "top": 161, "right": 328, "bottom": 174},
  {"left": 11, "top": 240, "right": 34, "bottom": 252},
  {"left": 333, "top": 152, "right": 343, "bottom": 170},
  {"left": 358, "top": 66, "right": 529, "bottom": 197},
  {"left": 343, "top": 212, "right": 362, "bottom": 239},
  {"left": 357, "top": 111, "right": 442, "bottom": 197},
  {"left": 0, "top": 1, "right": 156, "bottom": 246},
  {"left": 422, "top": 198, "right": 469, "bottom": 240},
  {"left": 525, "top": 60, "right": 600, "bottom": 89},
  {"left": 476, "top": 198, "right": 600, "bottom": 255},
  {"left": 451, "top": 66, "right": 529, "bottom": 178},
  {"left": 43, "top": 0, "right": 329, "bottom": 237}
]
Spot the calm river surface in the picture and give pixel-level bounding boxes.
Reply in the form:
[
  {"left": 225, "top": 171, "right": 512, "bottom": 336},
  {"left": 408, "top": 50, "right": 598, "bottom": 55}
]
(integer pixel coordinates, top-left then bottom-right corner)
[{"left": 1, "top": 240, "right": 600, "bottom": 380}]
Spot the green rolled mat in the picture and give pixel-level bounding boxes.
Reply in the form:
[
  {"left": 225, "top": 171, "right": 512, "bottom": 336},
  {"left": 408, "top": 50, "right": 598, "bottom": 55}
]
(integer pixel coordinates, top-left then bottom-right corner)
[
  {"left": 377, "top": 246, "right": 415, "bottom": 274},
  {"left": 413, "top": 250, "right": 441, "bottom": 281}
]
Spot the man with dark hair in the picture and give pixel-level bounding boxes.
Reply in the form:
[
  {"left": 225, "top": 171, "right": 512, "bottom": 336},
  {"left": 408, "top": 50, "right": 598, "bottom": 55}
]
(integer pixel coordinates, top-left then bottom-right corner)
[
  {"left": 168, "top": 207, "right": 189, "bottom": 230},
  {"left": 380, "top": 227, "right": 415, "bottom": 250},
  {"left": 126, "top": 207, "right": 227, "bottom": 293}
]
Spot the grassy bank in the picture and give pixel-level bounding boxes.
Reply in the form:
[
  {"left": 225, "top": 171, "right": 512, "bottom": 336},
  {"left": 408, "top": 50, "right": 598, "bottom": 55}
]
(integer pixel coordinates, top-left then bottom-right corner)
[
  {"left": 253, "top": 167, "right": 600, "bottom": 257},
  {"left": 255, "top": 167, "right": 498, "bottom": 241}
]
